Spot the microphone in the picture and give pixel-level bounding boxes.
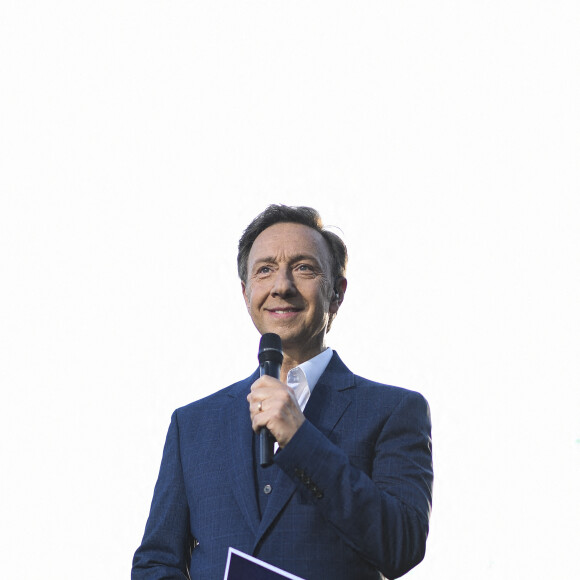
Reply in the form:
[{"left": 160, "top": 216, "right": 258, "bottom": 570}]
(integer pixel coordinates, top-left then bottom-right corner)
[{"left": 258, "top": 333, "right": 283, "bottom": 467}]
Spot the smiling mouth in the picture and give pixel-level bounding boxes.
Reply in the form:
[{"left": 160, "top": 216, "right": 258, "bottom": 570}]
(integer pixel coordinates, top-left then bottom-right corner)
[{"left": 267, "top": 308, "right": 301, "bottom": 314}]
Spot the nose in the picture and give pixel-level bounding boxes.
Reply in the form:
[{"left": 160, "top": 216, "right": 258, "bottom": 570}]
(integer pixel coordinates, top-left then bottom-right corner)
[{"left": 270, "top": 266, "right": 296, "bottom": 298}]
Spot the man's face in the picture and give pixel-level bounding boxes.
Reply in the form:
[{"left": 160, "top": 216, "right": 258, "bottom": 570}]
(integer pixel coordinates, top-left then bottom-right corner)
[{"left": 242, "top": 222, "right": 340, "bottom": 359}]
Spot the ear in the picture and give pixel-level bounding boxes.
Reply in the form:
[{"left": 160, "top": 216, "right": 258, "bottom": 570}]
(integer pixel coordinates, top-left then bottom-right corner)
[
  {"left": 329, "top": 277, "right": 347, "bottom": 314},
  {"left": 241, "top": 281, "right": 251, "bottom": 310}
]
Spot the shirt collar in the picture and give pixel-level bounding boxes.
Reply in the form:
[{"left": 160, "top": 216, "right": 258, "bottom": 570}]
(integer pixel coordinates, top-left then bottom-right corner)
[{"left": 287, "top": 347, "right": 333, "bottom": 394}]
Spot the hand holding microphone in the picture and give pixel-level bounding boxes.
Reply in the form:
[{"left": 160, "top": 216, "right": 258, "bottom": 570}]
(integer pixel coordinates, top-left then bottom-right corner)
[{"left": 248, "top": 333, "right": 305, "bottom": 467}]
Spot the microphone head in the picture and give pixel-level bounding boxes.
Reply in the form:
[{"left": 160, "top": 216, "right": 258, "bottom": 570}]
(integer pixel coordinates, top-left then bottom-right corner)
[{"left": 258, "top": 333, "right": 283, "bottom": 365}]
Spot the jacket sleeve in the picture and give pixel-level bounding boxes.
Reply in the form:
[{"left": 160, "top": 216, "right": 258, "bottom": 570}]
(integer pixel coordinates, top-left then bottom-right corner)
[
  {"left": 132, "top": 411, "right": 193, "bottom": 580},
  {"left": 273, "top": 389, "right": 433, "bottom": 579}
]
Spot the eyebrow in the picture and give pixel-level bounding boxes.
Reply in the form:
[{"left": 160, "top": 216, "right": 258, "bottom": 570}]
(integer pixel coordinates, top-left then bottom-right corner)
[{"left": 252, "top": 254, "right": 322, "bottom": 267}]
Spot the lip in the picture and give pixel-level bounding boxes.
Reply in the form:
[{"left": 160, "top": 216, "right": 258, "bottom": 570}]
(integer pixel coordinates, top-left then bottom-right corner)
[{"left": 265, "top": 307, "right": 302, "bottom": 318}]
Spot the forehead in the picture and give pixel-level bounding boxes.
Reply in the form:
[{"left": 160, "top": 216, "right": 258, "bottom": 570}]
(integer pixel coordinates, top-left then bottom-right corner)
[{"left": 248, "top": 222, "right": 331, "bottom": 266}]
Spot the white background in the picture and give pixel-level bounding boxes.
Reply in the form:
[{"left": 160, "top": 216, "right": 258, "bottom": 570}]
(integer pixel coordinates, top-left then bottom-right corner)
[{"left": 1, "top": 2, "right": 579, "bottom": 578}]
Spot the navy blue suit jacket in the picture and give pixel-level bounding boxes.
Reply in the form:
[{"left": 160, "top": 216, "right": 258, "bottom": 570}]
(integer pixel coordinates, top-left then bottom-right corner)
[{"left": 132, "top": 352, "right": 433, "bottom": 579}]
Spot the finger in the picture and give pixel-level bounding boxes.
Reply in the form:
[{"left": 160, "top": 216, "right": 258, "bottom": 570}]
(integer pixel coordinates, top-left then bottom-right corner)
[
  {"left": 250, "top": 374, "right": 284, "bottom": 393},
  {"left": 251, "top": 405, "right": 270, "bottom": 432},
  {"left": 247, "top": 395, "right": 267, "bottom": 423}
]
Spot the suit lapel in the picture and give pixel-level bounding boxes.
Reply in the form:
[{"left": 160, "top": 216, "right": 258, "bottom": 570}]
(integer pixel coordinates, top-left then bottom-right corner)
[
  {"left": 303, "top": 353, "right": 355, "bottom": 436},
  {"left": 227, "top": 370, "right": 261, "bottom": 536},
  {"left": 253, "top": 352, "right": 355, "bottom": 547}
]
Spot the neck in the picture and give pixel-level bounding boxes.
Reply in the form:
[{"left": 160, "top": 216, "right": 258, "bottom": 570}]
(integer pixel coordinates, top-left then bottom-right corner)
[{"left": 280, "top": 342, "right": 326, "bottom": 383}]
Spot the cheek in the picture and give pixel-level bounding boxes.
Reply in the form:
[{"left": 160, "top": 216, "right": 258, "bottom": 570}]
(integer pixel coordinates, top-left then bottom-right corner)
[
  {"left": 244, "top": 291, "right": 257, "bottom": 313},
  {"left": 245, "top": 286, "right": 265, "bottom": 310}
]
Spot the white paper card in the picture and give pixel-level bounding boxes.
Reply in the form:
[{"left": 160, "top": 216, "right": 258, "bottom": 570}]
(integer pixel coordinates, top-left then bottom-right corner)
[{"left": 224, "top": 547, "right": 306, "bottom": 580}]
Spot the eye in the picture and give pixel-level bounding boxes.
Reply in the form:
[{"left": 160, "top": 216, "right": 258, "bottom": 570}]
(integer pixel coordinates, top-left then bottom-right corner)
[
  {"left": 257, "top": 266, "right": 272, "bottom": 275},
  {"left": 295, "top": 264, "right": 315, "bottom": 273}
]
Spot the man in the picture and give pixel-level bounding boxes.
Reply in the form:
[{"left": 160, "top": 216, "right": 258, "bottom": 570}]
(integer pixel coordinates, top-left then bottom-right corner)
[{"left": 132, "top": 205, "right": 433, "bottom": 580}]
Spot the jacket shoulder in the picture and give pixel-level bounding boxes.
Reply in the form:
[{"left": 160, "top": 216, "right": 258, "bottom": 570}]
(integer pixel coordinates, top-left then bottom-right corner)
[
  {"left": 354, "top": 374, "right": 427, "bottom": 399},
  {"left": 323, "top": 351, "right": 429, "bottom": 405},
  {"left": 173, "top": 370, "right": 258, "bottom": 419},
  {"left": 350, "top": 374, "right": 429, "bottom": 416}
]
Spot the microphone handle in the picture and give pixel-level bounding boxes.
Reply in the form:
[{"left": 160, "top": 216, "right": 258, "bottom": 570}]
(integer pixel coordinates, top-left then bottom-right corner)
[{"left": 259, "top": 361, "right": 280, "bottom": 467}]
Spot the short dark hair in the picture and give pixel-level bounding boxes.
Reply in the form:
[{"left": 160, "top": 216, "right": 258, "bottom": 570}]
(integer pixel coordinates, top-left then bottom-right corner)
[{"left": 237, "top": 204, "right": 348, "bottom": 287}]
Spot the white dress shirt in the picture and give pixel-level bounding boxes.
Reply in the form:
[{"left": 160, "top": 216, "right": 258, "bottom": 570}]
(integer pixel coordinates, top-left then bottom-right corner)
[{"left": 286, "top": 346, "right": 333, "bottom": 412}]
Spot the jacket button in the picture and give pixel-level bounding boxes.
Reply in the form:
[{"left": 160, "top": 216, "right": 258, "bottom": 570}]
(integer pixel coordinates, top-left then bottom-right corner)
[{"left": 263, "top": 484, "right": 272, "bottom": 494}]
